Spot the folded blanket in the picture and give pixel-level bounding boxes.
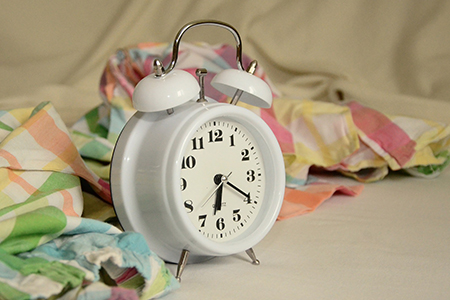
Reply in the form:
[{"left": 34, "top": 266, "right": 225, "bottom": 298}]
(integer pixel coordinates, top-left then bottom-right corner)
[{"left": 0, "top": 103, "right": 179, "bottom": 299}]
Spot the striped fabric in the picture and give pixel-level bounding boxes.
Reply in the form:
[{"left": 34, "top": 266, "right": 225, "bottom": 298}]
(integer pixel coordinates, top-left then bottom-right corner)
[
  {"left": 0, "top": 103, "right": 179, "bottom": 299},
  {"left": 71, "top": 42, "right": 450, "bottom": 216}
]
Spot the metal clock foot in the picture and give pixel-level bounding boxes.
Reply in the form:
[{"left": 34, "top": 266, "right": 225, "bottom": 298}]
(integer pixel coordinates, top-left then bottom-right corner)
[
  {"left": 245, "top": 248, "right": 260, "bottom": 265},
  {"left": 175, "top": 249, "right": 190, "bottom": 281}
]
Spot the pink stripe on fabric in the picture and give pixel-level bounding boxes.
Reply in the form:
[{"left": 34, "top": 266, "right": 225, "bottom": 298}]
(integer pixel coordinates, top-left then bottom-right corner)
[
  {"left": 278, "top": 184, "right": 364, "bottom": 220},
  {"left": 348, "top": 101, "right": 416, "bottom": 167},
  {"left": 7, "top": 169, "right": 37, "bottom": 195},
  {"left": 60, "top": 189, "right": 79, "bottom": 217},
  {"left": 0, "top": 149, "right": 22, "bottom": 168},
  {"left": 110, "top": 287, "right": 140, "bottom": 300},
  {"left": 114, "top": 267, "right": 139, "bottom": 284},
  {"left": 22, "top": 106, "right": 111, "bottom": 203},
  {"left": 261, "top": 108, "right": 295, "bottom": 154}
]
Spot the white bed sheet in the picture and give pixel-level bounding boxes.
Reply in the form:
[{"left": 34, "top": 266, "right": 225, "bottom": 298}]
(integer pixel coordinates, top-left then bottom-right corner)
[{"left": 164, "top": 169, "right": 450, "bottom": 300}]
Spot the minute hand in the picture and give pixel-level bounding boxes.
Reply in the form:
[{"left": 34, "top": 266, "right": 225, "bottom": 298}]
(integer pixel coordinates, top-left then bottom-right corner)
[{"left": 226, "top": 181, "right": 251, "bottom": 203}]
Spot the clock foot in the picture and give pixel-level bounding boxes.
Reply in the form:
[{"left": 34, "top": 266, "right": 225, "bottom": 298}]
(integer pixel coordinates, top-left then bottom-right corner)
[
  {"left": 175, "top": 249, "right": 190, "bottom": 282},
  {"left": 245, "top": 248, "right": 260, "bottom": 265}
]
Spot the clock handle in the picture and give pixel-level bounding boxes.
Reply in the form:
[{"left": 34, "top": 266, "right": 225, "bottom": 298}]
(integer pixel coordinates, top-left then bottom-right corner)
[
  {"left": 164, "top": 20, "right": 245, "bottom": 75},
  {"left": 175, "top": 249, "right": 190, "bottom": 282}
]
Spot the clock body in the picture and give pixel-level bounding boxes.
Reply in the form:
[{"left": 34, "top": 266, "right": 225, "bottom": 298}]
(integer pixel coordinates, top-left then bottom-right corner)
[{"left": 110, "top": 100, "right": 285, "bottom": 263}]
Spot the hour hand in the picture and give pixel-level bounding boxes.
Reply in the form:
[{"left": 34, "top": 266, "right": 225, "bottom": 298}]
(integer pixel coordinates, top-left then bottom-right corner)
[{"left": 214, "top": 182, "right": 224, "bottom": 215}]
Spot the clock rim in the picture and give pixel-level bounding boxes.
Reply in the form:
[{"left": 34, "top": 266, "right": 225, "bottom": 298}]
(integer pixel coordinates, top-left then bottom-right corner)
[{"left": 167, "top": 103, "right": 284, "bottom": 252}]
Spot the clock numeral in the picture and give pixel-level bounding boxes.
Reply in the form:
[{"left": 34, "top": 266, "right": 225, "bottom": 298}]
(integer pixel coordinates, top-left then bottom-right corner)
[
  {"left": 191, "top": 137, "right": 204, "bottom": 150},
  {"left": 198, "top": 214, "right": 207, "bottom": 227},
  {"left": 229, "top": 134, "right": 235, "bottom": 147},
  {"left": 184, "top": 200, "right": 194, "bottom": 213},
  {"left": 246, "top": 170, "right": 256, "bottom": 182},
  {"left": 241, "top": 149, "right": 250, "bottom": 161},
  {"left": 181, "top": 155, "right": 196, "bottom": 169},
  {"left": 216, "top": 217, "right": 225, "bottom": 231},
  {"left": 232, "top": 209, "right": 241, "bottom": 222},
  {"left": 181, "top": 178, "right": 187, "bottom": 191},
  {"left": 208, "top": 129, "right": 223, "bottom": 143},
  {"left": 244, "top": 193, "right": 252, "bottom": 204}
]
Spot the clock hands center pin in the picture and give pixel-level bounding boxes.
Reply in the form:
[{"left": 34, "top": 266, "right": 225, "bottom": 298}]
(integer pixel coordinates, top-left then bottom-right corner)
[{"left": 200, "top": 172, "right": 232, "bottom": 209}]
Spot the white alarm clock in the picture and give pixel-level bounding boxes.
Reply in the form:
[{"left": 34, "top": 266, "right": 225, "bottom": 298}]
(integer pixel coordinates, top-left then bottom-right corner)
[{"left": 110, "top": 20, "right": 285, "bottom": 280}]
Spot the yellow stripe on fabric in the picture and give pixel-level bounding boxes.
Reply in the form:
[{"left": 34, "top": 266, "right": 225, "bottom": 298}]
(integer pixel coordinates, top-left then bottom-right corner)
[
  {"left": 0, "top": 191, "right": 15, "bottom": 211},
  {"left": 274, "top": 98, "right": 359, "bottom": 167},
  {"left": 16, "top": 197, "right": 51, "bottom": 216},
  {"left": 403, "top": 147, "right": 446, "bottom": 168},
  {"left": 0, "top": 169, "right": 15, "bottom": 194},
  {"left": 0, "top": 214, "right": 16, "bottom": 243},
  {"left": 0, "top": 127, "right": 26, "bottom": 156},
  {"left": 273, "top": 98, "right": 351, "bottom": 126},
  {"left": 310, "top": 102, "right": 359, "bottom": 166},
  {"left": 42, "top": 156, "right": 73, "bottom": 173},
  {"left": 302, "top": 101, "right": 333, "bottom": 162},
  {"left": 5, "top": 107, "right": 34, "bottom": 126}
]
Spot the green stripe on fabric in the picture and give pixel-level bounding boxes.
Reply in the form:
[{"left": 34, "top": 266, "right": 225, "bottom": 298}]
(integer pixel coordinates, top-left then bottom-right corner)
[
  {"left": 0, "top": 281, "right": 30, "bottom": 300},
  {"left": 0, "top": 206, "right": 66, "bottom": 254},
  {"left": 79, "top": 140, "right": 112, "bottom": 161},
  {"left": 0, "top": 173, "right": 80, "bottom": 218},
  {"left": 0, "top": 248, "right": 85, "bottom": 290},
  {"left": 85, "top": 108, "right": 108, "bottom": 138},
  {"left": 20, "top": 258, "right": 85, "bottom": 288},
  {"left": 84, "top": 159, "right": 111, "bottom": 180},
  {"left": 0, "top": 122, "right": 14, "bottom": 132},
  {"left": 413, "top": 150, "right": 450, "bottom": 175},
  {"left": 34, "top": 172, "right": 80, "bottom": 194},
  {"left": 0, "top": 195, "right": 51, "bottom": 218},
  {"left": 29, "top": 101, "right": 50, "bottom": 118},
  {"left": 143, "top": 266, "right": 177, "bottom": 299},
  {"left": 70, "top": 129, "right": 94, "bottom": 139}
]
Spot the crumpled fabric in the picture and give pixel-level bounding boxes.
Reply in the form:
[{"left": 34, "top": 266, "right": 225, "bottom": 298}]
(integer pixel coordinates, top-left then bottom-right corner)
[
  {"left": 71, "top": 42, "right": 450, "bottom": 219},
  {"left": 0, "top": 102, "right": 179, "bottom": 299}
]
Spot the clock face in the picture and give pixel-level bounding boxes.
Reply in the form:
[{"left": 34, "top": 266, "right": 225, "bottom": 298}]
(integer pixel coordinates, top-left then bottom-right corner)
[{"left": 180, "top": 117, "right": 265, "bottom": 242}]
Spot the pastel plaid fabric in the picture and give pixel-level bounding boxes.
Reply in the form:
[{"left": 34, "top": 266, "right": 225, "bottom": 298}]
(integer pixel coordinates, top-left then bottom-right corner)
[
  {"left": 327, "top": 101, "right": 450, "bottom": 182},
  {"left": 0, "top": 103, "right": 179, "bottom": 299}
]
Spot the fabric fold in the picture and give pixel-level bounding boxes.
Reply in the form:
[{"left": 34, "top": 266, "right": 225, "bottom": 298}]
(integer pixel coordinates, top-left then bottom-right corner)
[{"left": 0, "top": 102, "right": 179, "bottom": 300}]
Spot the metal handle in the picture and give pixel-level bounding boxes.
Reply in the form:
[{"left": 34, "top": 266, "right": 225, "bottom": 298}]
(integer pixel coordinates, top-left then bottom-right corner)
[{"left": 163, "top": 20, "right": 245, "bottom": 75}]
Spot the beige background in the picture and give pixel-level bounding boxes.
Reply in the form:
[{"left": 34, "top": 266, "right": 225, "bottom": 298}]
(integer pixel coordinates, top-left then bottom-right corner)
[{"left": 1, "top": 0, "right": 450, "bottom": 125}]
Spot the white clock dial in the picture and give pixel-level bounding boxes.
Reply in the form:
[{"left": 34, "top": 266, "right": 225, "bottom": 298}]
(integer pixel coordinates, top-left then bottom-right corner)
[{"left": 180, "top": 118, "right": 265, "bottom": 242}]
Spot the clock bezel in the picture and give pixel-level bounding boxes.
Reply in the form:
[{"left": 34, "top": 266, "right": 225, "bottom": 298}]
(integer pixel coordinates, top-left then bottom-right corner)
[{"left": 165, "top": 102, "right": 284, "bottom": 260}]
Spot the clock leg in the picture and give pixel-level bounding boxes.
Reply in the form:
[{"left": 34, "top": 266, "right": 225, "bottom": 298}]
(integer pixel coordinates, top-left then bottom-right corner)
[
  {"left": 175, "top": 249, "right": 190, "bottom": 282},
  {"left": 245, "top": 248, "right": 260, "bottom": 265}
]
